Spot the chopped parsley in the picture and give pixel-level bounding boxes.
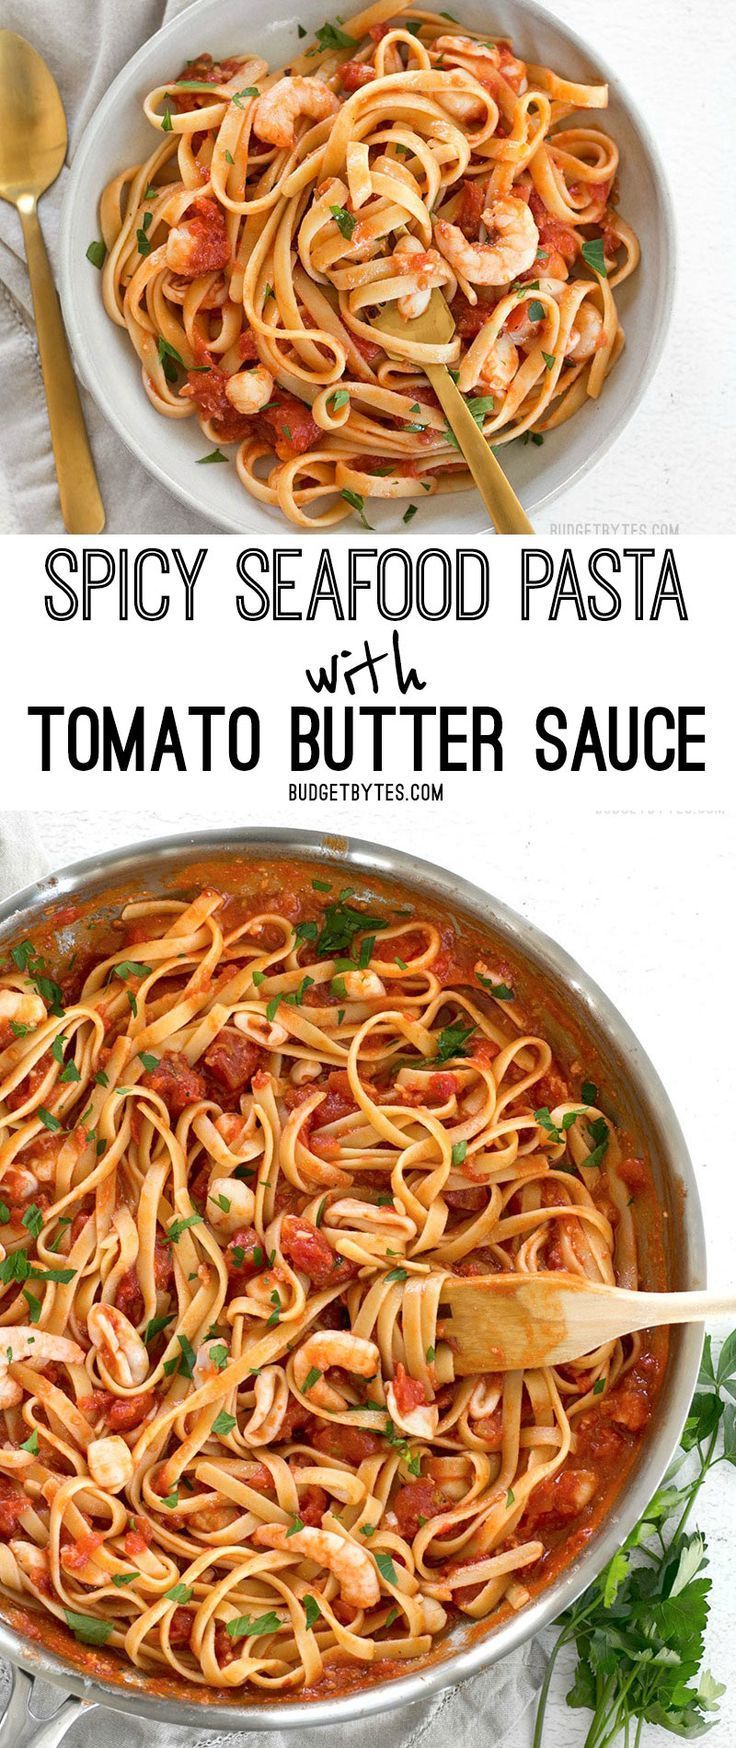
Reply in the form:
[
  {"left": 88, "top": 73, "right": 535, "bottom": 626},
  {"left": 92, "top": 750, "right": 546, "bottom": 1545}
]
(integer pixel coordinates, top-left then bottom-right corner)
[
  {"left": 315, "top": 20, "right": 355, "bottom": 50},
  {"left": 64, "top": 1611, "right": 113, "bottom": 1645},
  {"left": 435, "top": 1020, "right": 476, "bottom": 1063},
  {"left": 197, "top": 447, "right": 228, "bottom": 464},
  {"left": 403, "top": 504, "right": 418, "bottom": 524},
  {"left": 451, "top": 1140, "right": 467, "bottom": 1166},
  {"left": 166, "top": 1213, "right": 203, "bottom": 1244},
  {"left": 330, "top": 204, "right": 356, "bottom": 240},
  {"left": 581, "top": 236, "right": 607, "bottom": 277},
  {"left": 86, "top": 239, "right": 107, "bottom": 269},
  {"left": 212, "top": 1409, "right": 237, "bottom": 1437},
  {"left": 226, "top": 1610, "right": 283, "bottom": 1639}
]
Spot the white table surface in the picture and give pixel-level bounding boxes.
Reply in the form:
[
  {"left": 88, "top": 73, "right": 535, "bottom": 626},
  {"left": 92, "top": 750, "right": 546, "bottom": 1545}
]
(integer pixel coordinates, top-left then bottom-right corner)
[
  {"left": 22, "top": 801, "right": 736, "bottom": 1747},
  {"left": 0, "top": 0, "right": 734, "bottom": 534}
]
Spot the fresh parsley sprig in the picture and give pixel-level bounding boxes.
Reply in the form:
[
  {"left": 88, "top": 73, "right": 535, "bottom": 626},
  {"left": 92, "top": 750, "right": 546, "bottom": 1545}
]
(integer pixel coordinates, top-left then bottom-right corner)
[{"left": 534, "top": 1330, "right": 736, "bottom": 1748}]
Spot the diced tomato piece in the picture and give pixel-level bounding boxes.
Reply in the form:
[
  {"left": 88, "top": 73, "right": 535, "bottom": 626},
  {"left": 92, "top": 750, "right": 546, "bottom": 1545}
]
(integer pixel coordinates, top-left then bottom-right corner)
[
  {"left": 340, "top": 60, "right": 375, "bottom": 90},
  {"left": 457, "top": 180, "right": 485, "bottom": 240},
  {"left": 115, "top": 1265, "right": 143, "bottom": 1325},
  {"left": 0, "top": 1477, "right": 27, "bottom": 1541},
  {"left": 5, "top": 1051, "right": 52, "bottom": 1111},
  {"left": 141, "top": 1050, "right": 207, "bottom": 1119},
  {"left": 473, "top": 1407, "right": 503, "bottom": 1448},
  {"left": 369, "top": 21, "right": 389, "bottom": 37},
  {"left": 125, "top": 1516, "right": 153, "bottom": 1557},
  {"left": 225, "top": 1225, "right": 262, "bottom": 1279},
  {"left": 172, "top": 54, "right": 245, "bottom": 110},
  {"left": 617, "top": 1155, "right": 649, "bottom": 1192},
  {"left": 524, "top": 1468, "right": 596, "bottom": 1528},
  {"left": 297, "top": 1484, "right": 328, "bottom": 1526},
  {"left": 278, "top": 1396, "right": 312, "bottom": 1441},
  {"left": 61, "top": 1530, "right": 104, "bottom": 1573},
  {"left": 154, "top": 1236, "right": 175, "bottom": 1294},
  {"left": 256, "top": 391, "right": 321, "bottom": 461},
  {"left": 106, "top": 1392, "right": 154, "bottom": 1432},
  {"left": 350, "top": 330, "right": 383, "bottom": 366},
  {"left": 168, "top": 1606, "right": 195, "bottom": 1645},
  {"left": 174, "top": 198, "right": 230, "bottom": 277},
  {"left": 607, "top": 1387, "right": 651, "bottom": 1432},
  {"left": 444, "top": 1185, "right": 486, "bottom": 1212},
  {"left": 393, "top": 1479, "right": 447, "bottom": 1540},
  {"left": 450, "top": 294, "right": 494, "bottom": 340},
  {"left": 532, "top": 1069, "right": 570, "bottom": 1109},
  {"left": 281, "top": 1214, "right": 357, "bottom": 1287},
  {"left": 311, "top": 1422, "right": 383, "bottom": 1463},
  {"left": 181, "top": 364, "right": 252, "bottom": 443},
  {"left": 238, "top": 328, "right": 260, "bottom": 361},
  {"left": 454, "top": 1246, "right": 502, "bottom": 1277},
  {"left": 204, "top": 1032, "right": 264, "bottom": 1094},
  {"left": 314, "top": 1070, "right": 359, "bottom": 1127},
  {"left": 471, "top": 1035, "right": 500, "bottom": 1065},
  {"left": 392, "top": 1361, "right": 427, "bottom": 1417},
  {"left": 214, "top": 1620, "right": 235, "bottom": 1665},
  {"left": 529, "top": 192, "right": 579, "bottom": 265},
  {"left": 427, "top": 1072, "right": 458, "bottom": 1102}
]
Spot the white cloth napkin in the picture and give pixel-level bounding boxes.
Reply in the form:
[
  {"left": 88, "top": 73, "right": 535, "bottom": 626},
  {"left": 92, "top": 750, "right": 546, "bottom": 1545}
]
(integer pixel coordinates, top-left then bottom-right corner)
[
  {"left": 0, "top": 0, "right": 208, "bottom": 533},
  {"left": 0, "top": 811, "right": 546, "bottom": 1741}
]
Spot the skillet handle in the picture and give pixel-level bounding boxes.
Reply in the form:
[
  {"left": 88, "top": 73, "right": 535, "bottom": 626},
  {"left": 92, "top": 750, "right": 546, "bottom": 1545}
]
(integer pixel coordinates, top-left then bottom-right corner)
[{"left": 0, "top": 1666, "right": 95, "bottom": 1748}]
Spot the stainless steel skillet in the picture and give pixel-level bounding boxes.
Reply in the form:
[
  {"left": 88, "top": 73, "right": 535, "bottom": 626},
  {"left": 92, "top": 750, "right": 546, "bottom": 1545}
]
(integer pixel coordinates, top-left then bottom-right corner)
[{"left": 0, "top": 828, "right": 706, "bottom": 1743}]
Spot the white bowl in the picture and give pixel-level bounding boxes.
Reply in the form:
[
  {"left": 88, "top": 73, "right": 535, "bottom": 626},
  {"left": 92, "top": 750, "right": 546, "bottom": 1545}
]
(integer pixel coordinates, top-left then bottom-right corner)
[{"left": 59, "top": 0, "right": 675, "bottom": 535}]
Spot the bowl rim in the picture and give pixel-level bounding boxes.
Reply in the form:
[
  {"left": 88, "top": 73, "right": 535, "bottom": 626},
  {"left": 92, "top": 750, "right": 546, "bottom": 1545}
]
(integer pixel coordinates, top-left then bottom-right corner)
[
  {"left": 57, "top": 0, "right": 677, "bottom": 534},
  {"left": 0, "top": 825, "right": 705, "bottom": 1730}
]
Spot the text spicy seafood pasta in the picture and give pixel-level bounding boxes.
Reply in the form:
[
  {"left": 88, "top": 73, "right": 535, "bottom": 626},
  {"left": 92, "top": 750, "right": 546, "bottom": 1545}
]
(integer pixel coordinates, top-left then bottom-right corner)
[
  {"left": 93, "top": 1, "right": 637, "bottom": 529},
  {"left": 0, "top": 875, "right": 663, "bottom": 1694}
]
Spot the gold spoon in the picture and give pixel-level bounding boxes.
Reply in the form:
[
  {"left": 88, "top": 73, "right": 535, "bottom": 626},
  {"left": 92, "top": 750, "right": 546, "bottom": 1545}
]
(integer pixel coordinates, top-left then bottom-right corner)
[
  {"left": 438, "top": 1271, "right": 734, "bottom": 1371},
  {"left": 372, "top": 288, "right": 533, "bottom": 535},
  {"left": 0, "top": 31, "right": 105, "bottom": 532}
]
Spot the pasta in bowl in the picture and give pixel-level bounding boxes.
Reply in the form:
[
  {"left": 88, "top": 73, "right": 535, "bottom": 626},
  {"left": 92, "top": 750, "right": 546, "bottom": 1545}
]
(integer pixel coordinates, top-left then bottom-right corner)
[
  {"left": 90, "top": 0, "right": 642, "bottom": 530},
  {"left": 0, "top": 847, "right": 683, "bottom": 1702}
]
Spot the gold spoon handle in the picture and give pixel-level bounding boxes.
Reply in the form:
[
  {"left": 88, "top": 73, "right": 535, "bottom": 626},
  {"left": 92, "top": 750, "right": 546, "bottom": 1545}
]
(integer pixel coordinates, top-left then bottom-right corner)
[
  {"left": 18, "top": 196, "right": 105, "bottom": 533},
  {"left": 424, "top": 360, "right": 533, "bottom": 535}
]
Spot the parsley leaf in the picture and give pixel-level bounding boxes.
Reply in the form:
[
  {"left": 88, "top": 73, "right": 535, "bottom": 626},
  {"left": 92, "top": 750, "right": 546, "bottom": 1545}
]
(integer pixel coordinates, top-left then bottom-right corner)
[{"left": 435, "top": 1021, "right": 476, "bottom": 1063}]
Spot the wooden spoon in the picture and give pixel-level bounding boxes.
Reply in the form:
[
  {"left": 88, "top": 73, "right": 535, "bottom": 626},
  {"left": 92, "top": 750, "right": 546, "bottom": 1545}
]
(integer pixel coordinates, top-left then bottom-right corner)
[
  {"left": 439, "top": 1271, "right": 732, "bottom": 1372},
  {"left": 0, "top": 31, "right": 105, "bottom": 532},
  {"left": 371, "top": 288, "right": 533, "bottom": 534}
]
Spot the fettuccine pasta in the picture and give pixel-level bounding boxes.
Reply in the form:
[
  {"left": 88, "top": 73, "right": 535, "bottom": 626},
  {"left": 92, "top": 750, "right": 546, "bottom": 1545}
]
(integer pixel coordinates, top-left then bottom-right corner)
[
  {"left": 94, "top": 1, "right": 638, "bottom": 529},
  {"left": 0, "top": 876, "right": 662, "bottom": 1692}
]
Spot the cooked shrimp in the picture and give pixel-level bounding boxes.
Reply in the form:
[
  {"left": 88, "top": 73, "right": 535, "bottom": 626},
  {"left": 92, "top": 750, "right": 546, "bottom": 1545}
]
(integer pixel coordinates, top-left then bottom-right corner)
[
  {"left": 253, "top": 1522, "right": 380, "bottom": 1609},
  {"left": 292, "top": 1330, "right": 380, "bottom": 1411},
  {"left": 207, "top": 1175, "right": 256, "bottom": 1234},
  {"left": 87, "top": 1304, "right": 149, "bottom": 1388},
  {"left": 225, "top": 365, "right": 274, "bottom": 416},
  {"left": 435, "top": 36, "right": 526, "bottom": 93},
  {"left": 233, "top": 1010, "right": 288, "bottom": 1049},
  {"left": 193, "top": 1336, "right": 230, "bottom": 1389},
  {"left": 392, "top": 239, "right": 446, "bottom": 321},
  {"left": 0, "top": 1327, "right": 84, "bottom": 1409},
  {"left": 240, "top": 1365, "right": 289, "bottom": 1444},
  {"left": 0, "top": 990, "right": 46, "bottom": 1028},
  {"left": 290, "top": 1058, "right": 323, "bottom": 1085},
  {"left": 10, "top": 1541, "right": 49, "bottom": 1590},
  {"left": 87, "top": 1435, "right": 134, "bottom": 1492},
  {"left": 469, "top": 1376, "right": 502, "bottom": 1417},
  {"left": 476, "top": 331, "right": 519, "bottom": 400},
  {"left": 386, "top": 1377, "right": 439, "bottom": 1439},
  {"left": 566, "top": 302, "right": 604, "bottom": 361},
  {"left": 341, "top": 968, "right": 386, "bottom": 1000},
  {"left": 435, "top": 197, "right": 538, "bottom": 285},
  {"left": 254, "top": 77, "right": 339, "bottom": 150}
]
